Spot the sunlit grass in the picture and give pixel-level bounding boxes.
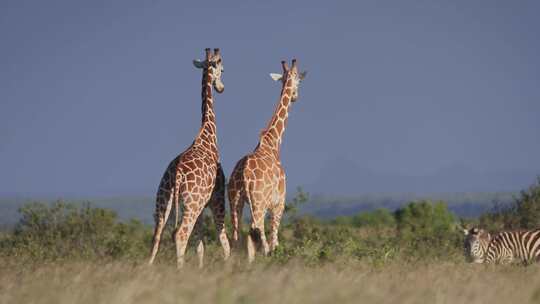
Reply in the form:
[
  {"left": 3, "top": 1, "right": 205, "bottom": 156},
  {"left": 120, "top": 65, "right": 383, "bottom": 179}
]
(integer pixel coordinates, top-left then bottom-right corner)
[{"left": 1, "top": 257, "right": 539, "bottom": 304}]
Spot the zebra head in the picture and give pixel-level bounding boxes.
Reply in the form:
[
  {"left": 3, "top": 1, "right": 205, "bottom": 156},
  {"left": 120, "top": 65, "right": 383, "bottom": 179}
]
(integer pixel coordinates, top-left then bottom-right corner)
[{"left": 463, "top": 227, "right": 491, "bottom": 263}]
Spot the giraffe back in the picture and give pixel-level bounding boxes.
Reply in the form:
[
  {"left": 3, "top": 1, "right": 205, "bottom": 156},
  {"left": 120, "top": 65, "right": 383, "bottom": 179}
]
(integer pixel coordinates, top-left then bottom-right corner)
[{"left": 177, "top": 144, "right": 219, "bottom": 199}]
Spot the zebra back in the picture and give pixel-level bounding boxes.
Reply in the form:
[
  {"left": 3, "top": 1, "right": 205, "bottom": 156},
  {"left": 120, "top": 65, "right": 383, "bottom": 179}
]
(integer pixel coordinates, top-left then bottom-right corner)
[{"left": 485, "top": 228, "right": 540, "bottom": 264}]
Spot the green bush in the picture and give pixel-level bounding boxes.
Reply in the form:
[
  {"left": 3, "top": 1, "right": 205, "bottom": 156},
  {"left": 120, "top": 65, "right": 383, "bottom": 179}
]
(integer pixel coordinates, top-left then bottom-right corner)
[
  {"left": 515, "top": 177, "right": 540, "bottom": 229},
  {"left": 394, "top": 200, "right": 461, "bottom": 259},
  {"left": 266, "top": 200, "right": 464, "bottom": 265},
  {"left": 352, "top": 208, "right": 396, "bottom": 229},
  {"left": 478, "top": 202, "right": 517, "bottom": 231},
  {"left": 292, "top": 220, "right": 357, "bottom": 264},
  {"left": 480, "top": 177, "right": 540, "bottom": 230},
  {"left": 0, "top": 197, "right": 467, "bottom": 266},
  {"left": 2, "top": 201, "right": 151, "bottom": 260},
  {"left": 284, "top": 187, "right": 309, "bottom": 219}
]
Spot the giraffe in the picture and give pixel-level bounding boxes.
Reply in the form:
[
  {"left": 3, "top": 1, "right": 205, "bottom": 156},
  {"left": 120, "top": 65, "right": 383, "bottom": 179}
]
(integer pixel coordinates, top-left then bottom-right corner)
[
  {"left": 148, "top": 48, "right": 230, "bottom": 269},
  {"left": 228, "top": 59, "right": 306, "bottom": 263}
]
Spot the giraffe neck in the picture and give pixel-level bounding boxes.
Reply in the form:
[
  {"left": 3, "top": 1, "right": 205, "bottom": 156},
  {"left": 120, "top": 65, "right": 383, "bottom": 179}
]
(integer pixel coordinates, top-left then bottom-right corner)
[
  {"left": 195, "top": 68, "right": 218, "bottom": 159},
  {"left": 259, "top": 78, "right": 293, "bottom": 157}
]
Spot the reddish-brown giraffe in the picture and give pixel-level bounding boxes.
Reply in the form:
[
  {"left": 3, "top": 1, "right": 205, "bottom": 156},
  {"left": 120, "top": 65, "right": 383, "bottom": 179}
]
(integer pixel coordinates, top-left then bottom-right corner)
[
  {"left": 228, "top": 59, "right": 306, "bottom": 262},
  {"left": 148, "top": 48, "right": 230, "bottom": 269}
]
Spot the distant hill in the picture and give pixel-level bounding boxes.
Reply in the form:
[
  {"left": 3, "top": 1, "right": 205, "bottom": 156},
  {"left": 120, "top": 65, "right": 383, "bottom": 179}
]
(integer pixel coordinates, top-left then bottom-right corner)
[
  {"left": 304, "top": 157, "right": 538, "bottom": 195},
  {"left": 0, "top": 191, "right": 516, "bottom": 229},
  {"left": 299, "top": 191, "right": 515, "bottom": 219}
]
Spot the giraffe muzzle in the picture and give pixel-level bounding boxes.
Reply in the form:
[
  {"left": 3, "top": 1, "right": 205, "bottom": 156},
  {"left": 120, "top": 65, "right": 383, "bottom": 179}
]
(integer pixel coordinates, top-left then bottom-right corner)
[{"left": 214, "top": 79, "right": 225, "bottom": 93}]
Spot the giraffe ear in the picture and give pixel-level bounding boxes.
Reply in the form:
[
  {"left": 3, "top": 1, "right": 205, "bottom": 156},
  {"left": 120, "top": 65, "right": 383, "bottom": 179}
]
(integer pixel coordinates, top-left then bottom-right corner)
[
  {"left": 269, "top": 73, "right": 283, "bottom": 81},
  {"left": 463, "top": 228, "right": 469, "bottom": 236},
  {"left": 300, "top": 71, "right": 307, "bottom": 80},
  {"left": 193, "top": 59, "right": 205, "bottom": 69}
]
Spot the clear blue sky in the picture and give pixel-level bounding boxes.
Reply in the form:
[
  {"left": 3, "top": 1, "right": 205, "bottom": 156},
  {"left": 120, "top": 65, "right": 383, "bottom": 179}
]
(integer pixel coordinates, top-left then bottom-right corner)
[{"left": 1, "top": 0, "right": 539, "bottom": 197}]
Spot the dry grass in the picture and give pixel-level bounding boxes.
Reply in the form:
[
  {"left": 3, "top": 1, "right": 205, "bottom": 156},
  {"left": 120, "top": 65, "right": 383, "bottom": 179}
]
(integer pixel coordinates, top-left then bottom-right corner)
[{"left": 1, "top": 258, "right": 540, "bottom": 304}]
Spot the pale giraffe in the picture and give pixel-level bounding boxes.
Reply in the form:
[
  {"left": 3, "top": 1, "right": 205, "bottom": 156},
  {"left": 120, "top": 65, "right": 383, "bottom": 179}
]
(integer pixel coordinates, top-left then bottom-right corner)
[
  {"left": 149, "top": 48, "right": 230, "bottom": 269},
  {"left": 228, "top": 59, "right": 306, "bottom": 263}
]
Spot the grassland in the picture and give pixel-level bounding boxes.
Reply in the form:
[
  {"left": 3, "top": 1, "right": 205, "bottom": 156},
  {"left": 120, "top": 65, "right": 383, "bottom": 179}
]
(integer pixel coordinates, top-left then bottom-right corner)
[
  {"left": 1, "top": 257, "right": 540, "bottom": 304},
  {"left": 1, "top": 180, "right": 539, "bottom": 304}
]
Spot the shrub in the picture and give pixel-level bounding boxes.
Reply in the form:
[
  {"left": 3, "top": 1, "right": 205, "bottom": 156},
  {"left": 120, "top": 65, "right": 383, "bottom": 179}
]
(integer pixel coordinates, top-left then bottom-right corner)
[
  {"left": 395, "top": 200, "right": 455, "bottom": 239},
  {"left": 515, "top": 177, "right": 540, "bottom": 229},
  {"left": 3, "top": 201, "right": 151, "bottom": 260},
  {"left": 394, "top": 200, "right": 461, "bottom": 259},
  {"left": 284, "top": 187, "right": 309, "bottom": 219},
  {"left": 479, "top": 177, "right": 540, "bottom": 230},
  {"left": 352, "top": 208, "right": 396, "bottom": 229},
  {"left": 478, "top": 201, "right": 517, "bottom": 231}
]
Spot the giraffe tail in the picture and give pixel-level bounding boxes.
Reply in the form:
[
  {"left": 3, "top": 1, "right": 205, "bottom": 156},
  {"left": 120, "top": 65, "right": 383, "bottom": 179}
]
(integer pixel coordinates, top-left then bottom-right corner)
[
  {"left": 173, "top": 170, "right": 182, "bottom": 229},
  {"left": 173, "top": 183, "right": 180, "bottom": 230}
]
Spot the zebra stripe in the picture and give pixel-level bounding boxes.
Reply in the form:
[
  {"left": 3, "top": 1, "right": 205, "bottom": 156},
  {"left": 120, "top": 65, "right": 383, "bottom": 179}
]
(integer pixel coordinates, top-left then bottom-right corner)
[{"left": 465, "top": 228, "right": 540, "bottom": 264}]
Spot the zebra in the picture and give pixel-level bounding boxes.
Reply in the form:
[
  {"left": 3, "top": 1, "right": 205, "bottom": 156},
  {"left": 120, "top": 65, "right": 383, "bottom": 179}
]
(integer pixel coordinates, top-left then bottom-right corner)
[{"left": 463, "top": 227, "right": 540, "bottom": 264}]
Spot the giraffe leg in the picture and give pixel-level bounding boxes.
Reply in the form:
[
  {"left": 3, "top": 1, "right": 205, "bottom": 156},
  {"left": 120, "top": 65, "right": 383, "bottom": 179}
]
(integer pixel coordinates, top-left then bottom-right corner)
[
  {"left": 208, "top": 164, "right": 230, "bottom": 260},
  {"left": 246, "top": 227, "right": 256, "bottom": 264},
  {"left": 247, "top": 217, "right": 269, "bottom": 263},
  {"left": 148, "top": 193, "right": 173, "bottom": 265},
  {"left": 174, "top": 206, "right": 202, "bottom": 269},
  {"left": 255, "top": 214, "right": 270, "bottom": 256},
  {"left": 229, "top": 195, "right": 245, "bottom": 248},
  {"left": 193, "top": 213, "right": 205, "bottom": 269},
  {"left": 269, "top": 202, "right": 285, "bottom": 252},
  {"left": 228, "top": 160, "right": 247, "bottom": 249},
  {"left": 247, "top": 198, "right": 269, "bottom": 263},
  {"left": 209, "top": 196, "right": 231, "bottom": 261},
  {"left": 228, "top": 175, "right": 244, "bottom": 248},
  {"left": 236, "top": 200, "right": 245, "bottom": 248}
]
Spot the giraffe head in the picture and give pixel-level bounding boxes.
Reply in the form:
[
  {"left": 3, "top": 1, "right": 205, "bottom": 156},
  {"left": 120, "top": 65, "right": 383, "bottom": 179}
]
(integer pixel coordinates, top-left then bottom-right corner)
[
  {"left": 193, "top": 48, "right": 225, "bottom": 93},
  {"left": 269, "top": 59, "right": 307, "bottom": 102}
]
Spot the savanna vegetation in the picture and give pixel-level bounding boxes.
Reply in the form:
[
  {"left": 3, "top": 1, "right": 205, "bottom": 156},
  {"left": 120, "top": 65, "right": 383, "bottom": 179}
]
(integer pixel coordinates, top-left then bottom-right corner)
[{"left": 1, "top": 178, "right": 539, "bottom": 303}]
